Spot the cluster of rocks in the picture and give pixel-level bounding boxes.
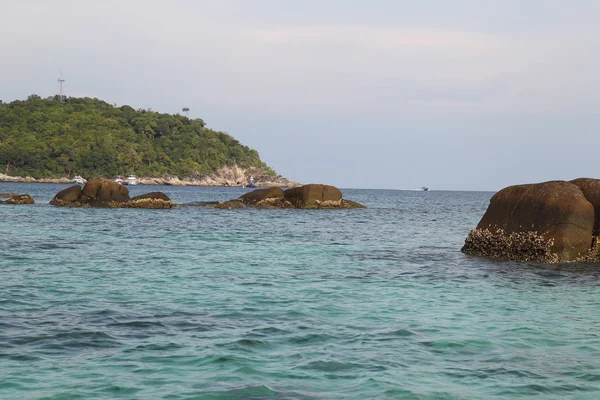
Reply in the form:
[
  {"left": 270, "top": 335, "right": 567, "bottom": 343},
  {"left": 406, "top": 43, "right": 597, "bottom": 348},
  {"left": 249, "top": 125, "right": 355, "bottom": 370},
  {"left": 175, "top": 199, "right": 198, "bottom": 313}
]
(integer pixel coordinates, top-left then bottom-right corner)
[
  {"left": 1, "top": 182, "right": 364, "bottom": 211},
  {"left": 462, "top": 178, "right": 600, "bottom": 263},
  {"left": 0, "top": 193, "right": 35, "bottom": 205},
  {"left": 50, "top": 179, "right": 173, "bottom": 209},
  {"left": 209, "top": 184, "right": 366, "bottom": 210}
]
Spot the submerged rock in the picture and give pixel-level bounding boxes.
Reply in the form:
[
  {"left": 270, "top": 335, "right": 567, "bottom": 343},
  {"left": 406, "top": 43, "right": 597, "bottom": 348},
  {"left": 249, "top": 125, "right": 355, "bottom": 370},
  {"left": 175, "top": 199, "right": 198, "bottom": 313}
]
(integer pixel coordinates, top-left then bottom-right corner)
[
  {"left": 462, "top": 180, "right": 598, "bottom": 263},
  {"left": 340, "top": 199, "right": 367, "bottom": 209},
  {"left": 178, "top": 201, "right": 221, "bottom": 207},
  {"left": 1, "top": 194, "right": 35, "bottom": 205},
  {"left": 214, "top": 200, "right": 248, "bottom": 209}
]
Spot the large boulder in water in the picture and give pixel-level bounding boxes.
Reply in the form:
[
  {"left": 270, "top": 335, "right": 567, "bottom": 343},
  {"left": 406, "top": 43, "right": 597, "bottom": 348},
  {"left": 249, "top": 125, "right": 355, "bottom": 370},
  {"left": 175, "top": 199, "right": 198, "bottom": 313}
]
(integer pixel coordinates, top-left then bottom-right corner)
[
  {"left": 284, "top": 184, "right": 342, "bottom": 209},
  {"left": 50, "top": 185, "right": 81, "bottom": 205},
  {"left": 462, "top": 180, "right": 595, "bottom": 263}
]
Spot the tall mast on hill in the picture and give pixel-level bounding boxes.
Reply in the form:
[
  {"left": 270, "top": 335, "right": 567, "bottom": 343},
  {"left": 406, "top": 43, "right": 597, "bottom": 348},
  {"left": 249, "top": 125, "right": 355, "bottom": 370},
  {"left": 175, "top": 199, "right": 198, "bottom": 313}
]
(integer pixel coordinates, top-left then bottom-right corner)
[{"left": 57, "top": 70, "right": 66, "bottom": 103}]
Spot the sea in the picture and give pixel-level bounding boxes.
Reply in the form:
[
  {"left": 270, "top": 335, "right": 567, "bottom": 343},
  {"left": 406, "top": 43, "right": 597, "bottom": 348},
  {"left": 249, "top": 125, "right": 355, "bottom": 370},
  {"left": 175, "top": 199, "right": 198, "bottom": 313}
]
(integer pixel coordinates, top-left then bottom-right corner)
[{"left": 1, "top": 183, "right": 599, "bottom": 399}]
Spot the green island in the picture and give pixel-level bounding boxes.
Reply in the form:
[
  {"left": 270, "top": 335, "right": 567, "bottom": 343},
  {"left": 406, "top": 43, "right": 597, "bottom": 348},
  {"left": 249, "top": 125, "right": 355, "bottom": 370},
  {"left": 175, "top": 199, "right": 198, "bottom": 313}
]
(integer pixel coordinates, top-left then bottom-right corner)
[{"left": 0, "top": 95, "right": 279, "bottom": 182}]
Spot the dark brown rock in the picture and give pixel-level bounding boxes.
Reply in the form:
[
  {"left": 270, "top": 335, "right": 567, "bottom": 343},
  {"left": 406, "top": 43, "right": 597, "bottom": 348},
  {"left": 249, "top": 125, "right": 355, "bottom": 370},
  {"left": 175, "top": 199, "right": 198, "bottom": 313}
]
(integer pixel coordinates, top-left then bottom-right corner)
[
  {"left": 239, "top": 187, "right": 284, "bottom": 204},
  {"left": 50, "top": 185, "right": 81, "bottom": 205},
  {"left": 80, "top": 178, "right": 104, "bottom": 199},
  {"left": 284, "top": 184, "right": 342, "bottom": 208},
  {"left": 462, "top": 180, "right": 595, "bottom": 262},
  {"left": 96, "top": 180, "right": 130, "bottom": 202},
  {"left": 570, "top": 178, "right": 600, "bottom": 236},
  {"left": 131, "top": 192, "right": 171, "bottom": 202}
]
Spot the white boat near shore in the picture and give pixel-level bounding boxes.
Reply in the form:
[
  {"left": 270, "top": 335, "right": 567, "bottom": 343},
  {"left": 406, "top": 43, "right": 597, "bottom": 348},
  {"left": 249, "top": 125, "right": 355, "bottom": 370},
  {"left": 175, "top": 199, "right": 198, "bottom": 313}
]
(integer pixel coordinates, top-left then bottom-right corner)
[
  {"left": 72, "top": 175, "right": 85, "bottom": 185},
  {"left": 125, "top": 175, "right": 137, "bottom": 185}
]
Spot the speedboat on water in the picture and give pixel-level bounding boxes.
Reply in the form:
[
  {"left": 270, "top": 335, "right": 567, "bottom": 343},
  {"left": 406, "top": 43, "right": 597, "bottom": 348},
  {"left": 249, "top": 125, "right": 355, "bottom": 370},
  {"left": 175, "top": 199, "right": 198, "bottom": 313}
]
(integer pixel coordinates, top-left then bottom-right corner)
[
  {"left": 246, "top": 176, "right": 256, "bottom": 188},
  {"left": 72, "top": 175, "right": 84, "bottom": 185},
  {"left": 421, "top": 187, "right": 429, "bottom": 191}
]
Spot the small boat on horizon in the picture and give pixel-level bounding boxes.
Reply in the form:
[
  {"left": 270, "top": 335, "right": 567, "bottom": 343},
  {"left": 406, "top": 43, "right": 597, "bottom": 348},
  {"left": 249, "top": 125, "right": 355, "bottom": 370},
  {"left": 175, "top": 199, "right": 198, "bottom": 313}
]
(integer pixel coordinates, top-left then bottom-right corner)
[{"left": 421, "top": 187, "right": 429, "bottom": 191}]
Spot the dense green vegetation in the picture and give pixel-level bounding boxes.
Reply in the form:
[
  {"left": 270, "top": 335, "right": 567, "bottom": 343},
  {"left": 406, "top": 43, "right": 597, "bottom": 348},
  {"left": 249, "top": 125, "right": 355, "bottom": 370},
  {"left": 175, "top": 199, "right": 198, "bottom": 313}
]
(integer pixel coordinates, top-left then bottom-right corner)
[{"left": 0, "top": 95, "right": 275, "bottom": 179}]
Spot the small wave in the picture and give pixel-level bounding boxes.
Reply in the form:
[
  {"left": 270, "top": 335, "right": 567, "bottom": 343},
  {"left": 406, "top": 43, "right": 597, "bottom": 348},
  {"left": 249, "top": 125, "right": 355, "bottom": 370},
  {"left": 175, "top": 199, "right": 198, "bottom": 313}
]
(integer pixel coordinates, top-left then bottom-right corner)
[
  {"left": 106, "top": 320, "right": 168, "bottom": 329},
  {"left": 11, "top": 330, "right": 120, "bottom": 350},
  {"left": 126, "top": 342, "right": 184, "bottom": 352},
  {"left": 200, "top": 384, "right": 280, "bottom": 399},
  {"left": 297, "top": 360, "right": 363, "bottom": 372}
]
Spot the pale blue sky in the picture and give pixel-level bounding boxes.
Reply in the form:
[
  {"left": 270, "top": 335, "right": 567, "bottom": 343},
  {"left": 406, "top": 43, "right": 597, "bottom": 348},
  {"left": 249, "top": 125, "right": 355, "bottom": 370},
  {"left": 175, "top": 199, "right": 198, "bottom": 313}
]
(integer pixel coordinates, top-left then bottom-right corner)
[{"left": 1, "top": 0, "right": 599, "bottom": 190}]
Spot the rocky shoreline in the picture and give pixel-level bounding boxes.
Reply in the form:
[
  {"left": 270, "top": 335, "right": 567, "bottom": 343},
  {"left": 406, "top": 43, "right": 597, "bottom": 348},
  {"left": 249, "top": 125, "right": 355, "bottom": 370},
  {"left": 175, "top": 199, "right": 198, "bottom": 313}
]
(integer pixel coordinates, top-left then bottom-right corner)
[{"left": 0, "top": 165, "right": 299, "bottom": 187}]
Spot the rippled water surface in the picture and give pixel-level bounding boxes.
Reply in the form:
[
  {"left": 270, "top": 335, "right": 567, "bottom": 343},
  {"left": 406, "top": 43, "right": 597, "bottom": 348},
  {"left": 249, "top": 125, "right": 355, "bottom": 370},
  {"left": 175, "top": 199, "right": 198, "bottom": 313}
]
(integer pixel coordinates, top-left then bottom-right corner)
[{"left": 1, "top": 183, "right": 600, "bottom": 399}]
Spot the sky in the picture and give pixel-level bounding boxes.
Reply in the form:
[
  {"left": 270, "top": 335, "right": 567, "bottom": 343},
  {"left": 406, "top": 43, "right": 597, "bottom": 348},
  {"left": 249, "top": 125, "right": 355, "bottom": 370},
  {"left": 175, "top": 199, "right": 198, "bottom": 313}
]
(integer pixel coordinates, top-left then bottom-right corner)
[{"left": 1, "top": 0, "right": 599, "bottom": 190}]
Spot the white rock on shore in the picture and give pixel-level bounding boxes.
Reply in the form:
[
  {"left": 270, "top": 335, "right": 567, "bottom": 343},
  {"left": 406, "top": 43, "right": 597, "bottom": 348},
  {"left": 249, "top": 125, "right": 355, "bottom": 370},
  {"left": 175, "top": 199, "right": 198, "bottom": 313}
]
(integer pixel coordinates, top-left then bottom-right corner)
[{"left": 0, "top": 173, "right": 71, "bottom": 184}]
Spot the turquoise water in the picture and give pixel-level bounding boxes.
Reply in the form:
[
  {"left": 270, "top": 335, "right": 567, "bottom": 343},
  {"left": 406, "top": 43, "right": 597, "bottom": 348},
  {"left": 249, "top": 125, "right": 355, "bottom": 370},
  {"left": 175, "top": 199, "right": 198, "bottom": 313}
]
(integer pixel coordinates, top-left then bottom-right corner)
[{"left": 1, "top": 183, "right": 600, "bottom": 399}]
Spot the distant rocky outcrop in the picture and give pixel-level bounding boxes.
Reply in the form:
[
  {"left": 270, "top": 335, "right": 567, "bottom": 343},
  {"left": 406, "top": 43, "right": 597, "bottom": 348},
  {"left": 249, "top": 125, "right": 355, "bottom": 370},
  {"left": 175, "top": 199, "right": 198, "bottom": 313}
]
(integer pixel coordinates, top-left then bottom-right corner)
[
  {"left": 210, "top": 184, "right": 365, "bottom": 210},
  {"left": 462, "top": 179, "right": 600, "bottom": 263},
  {"left": 0, "top": 194, "right": 34, "bottom": 205},
  {"left": 50, "top": 179, "right": 172, "bottom": 209}
]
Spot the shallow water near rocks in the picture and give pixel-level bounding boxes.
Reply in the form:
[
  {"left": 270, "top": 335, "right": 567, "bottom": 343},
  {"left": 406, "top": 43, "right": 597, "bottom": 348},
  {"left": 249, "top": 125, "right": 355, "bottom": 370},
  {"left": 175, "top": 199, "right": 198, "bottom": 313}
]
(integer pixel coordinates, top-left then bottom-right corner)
[{"left": 1, "top": 183, "right": 600, "bottom": 399}]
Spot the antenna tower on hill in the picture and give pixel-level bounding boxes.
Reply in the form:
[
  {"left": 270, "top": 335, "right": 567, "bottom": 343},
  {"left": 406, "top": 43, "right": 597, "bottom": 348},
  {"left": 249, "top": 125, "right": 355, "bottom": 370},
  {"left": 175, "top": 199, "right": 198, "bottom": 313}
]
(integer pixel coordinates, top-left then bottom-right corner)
[{"left": 57, "top": 70, "right": 66, "bottom": 103}]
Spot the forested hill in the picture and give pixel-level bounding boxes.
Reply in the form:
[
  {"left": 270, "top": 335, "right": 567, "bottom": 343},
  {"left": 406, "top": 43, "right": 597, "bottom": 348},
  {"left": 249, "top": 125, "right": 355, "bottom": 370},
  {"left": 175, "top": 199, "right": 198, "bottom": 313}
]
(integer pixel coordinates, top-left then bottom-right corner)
[{"left": 0, "top": 95, "right": 276, "bottom": 179}]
